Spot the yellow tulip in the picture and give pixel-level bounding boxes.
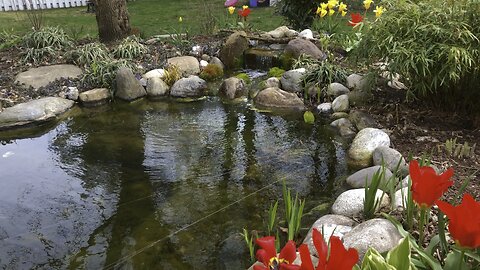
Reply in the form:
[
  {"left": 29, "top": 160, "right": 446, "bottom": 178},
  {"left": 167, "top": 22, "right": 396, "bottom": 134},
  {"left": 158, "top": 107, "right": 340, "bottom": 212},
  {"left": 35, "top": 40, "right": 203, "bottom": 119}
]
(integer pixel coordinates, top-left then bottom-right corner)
[
  {"left": 374, "top": 6, "right": 385, "bottom": 17},
  {"left": 178, "top": 16, "right": 183, "bottom": 23},
  {"left": 320, "top": 3, "right": 328, "bottom": 10},
  {"left": 327, "top": 0, "right": 338, "bottom": 9},
  {"left": 320, "top": 8, "right": 328, "bottom": 17},
  {"left": 328, "top": 8, "right": 335, "bottom": 16},
  {"left": 228, "top": 6, "right": 235, "bottom": 14},
  {"left": 338, "top": 2, "right": 347, "bottom": 13},
  {"left": 363, "top": 0, "right": 373, "bottom": 10},
  {"left": 341, "top": 10, "right": 347, "bottom": 17},
  {"left": 243, "top": 5, "right": 249, "bottom": 10}
]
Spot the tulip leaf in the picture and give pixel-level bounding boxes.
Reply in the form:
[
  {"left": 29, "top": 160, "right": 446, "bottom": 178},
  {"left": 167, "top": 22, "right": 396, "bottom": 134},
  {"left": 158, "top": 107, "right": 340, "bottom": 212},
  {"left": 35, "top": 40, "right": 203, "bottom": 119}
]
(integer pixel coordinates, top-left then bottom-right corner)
[
  {"left": 444, "top": 250, "right": 470, "bottom": 270},
  {"left": 386, "top": 237, "right": 416, "bottom": 270},
  {"left": 361, "top": 248, "right": 396, "bottom": 270},
  {"left": 303, "top": 111, "right": 315, "bottom": 124},
  {"left": 425, "top": 234, "right": 440, "bottom": 255}
]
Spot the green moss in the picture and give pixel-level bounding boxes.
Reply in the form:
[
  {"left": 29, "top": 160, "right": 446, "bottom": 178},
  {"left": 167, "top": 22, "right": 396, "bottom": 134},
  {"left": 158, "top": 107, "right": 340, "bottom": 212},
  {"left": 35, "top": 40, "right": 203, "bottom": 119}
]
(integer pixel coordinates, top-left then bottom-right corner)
[
  {"left": 267, "top": 67, "right": 286, "bottom": 78},
  {"left": 279, "top": 53, "right": 295, "bottom": 70},
  {"left": 199, "top": 64, "right": 224, "bottom": 81},
  {"left": 235, "top": 73, "right": 251, "bottom": 84}
]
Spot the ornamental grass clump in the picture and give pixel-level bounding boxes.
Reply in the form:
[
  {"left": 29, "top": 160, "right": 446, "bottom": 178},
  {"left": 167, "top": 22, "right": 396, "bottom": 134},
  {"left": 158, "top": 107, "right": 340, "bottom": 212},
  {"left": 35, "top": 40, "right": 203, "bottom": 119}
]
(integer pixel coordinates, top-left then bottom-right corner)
[
  {"left": 66, "top": 42, "right": 111, "bottom": 67},
  {"left": 112, "top": 35, "right": 148, "bottom": 59},
  {"left": 21, "top": 26, "right": 73, "bottom": 64},
  {"left": 199, "top": 64, "right": 224, "bottom": 81},
  {"left": 356, "top": 0, "right": 480, "bottom": 115}
]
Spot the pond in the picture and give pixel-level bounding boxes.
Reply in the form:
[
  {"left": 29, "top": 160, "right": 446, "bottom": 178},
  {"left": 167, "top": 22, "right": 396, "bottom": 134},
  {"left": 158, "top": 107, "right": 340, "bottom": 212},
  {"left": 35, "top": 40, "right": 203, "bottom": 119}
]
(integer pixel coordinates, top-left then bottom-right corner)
[{"left": 0, "top": 98, "right": 348, "bottom": 269}]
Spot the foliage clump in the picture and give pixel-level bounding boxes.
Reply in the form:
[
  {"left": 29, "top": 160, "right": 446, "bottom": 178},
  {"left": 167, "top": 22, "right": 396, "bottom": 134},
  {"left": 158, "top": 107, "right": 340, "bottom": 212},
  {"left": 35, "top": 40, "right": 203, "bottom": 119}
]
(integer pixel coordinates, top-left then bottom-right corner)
[
  {"left": 235, "top": 73, "right": 251, "bottom": 84},
  {"left": 293, "top": 54, "right": 348, "bottom": 91},
  {"left": 66, "top": 42, "right": 111, "bottom": 67},
  {"left": 199, "top": 64, "right": 224, "bottom": 81},
  {"left": 21, "top": 26, "right": 72, "bottom": 64},
  {"left": 112, "top": 35, "right": 148, "bottom": 59},
  {"left": 163, "top": 65, "right": 182, "bottom": 86},
  {"left": 276, "top": 0, "right": 318, "bottom": 30},
  {"left": 0, "top": 30, "right": 20, "bottom": 50},
  {"left": 82, "top": 59, "right": 134, "bottom": 89},
  {"left": 267, "top": 67, "right": 285, "bottom": 78},
  {"left": 356, "top": 0, "right": 480, "bottom": 114}
]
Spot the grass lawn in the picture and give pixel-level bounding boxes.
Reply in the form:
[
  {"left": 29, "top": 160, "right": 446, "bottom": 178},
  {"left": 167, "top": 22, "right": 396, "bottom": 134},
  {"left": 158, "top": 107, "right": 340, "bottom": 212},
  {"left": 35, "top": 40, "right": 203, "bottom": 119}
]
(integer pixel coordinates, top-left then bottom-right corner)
[{"left": 0, "top": 0, "right": 284, "bottom": 38}]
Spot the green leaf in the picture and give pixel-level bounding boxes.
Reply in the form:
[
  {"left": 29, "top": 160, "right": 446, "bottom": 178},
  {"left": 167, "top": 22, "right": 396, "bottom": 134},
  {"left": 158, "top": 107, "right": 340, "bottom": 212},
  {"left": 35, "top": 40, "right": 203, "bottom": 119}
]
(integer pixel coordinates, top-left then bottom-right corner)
[
  {"left": 386, "top": 237, "right": 416, "bottom": 270},
  {"left": 361, "top": 248, "right": 396, "bottom": 270},
  {"left": 303, "top": 111, "right": 315, "bottom": 124},
  {"left": 444, "top": 250, "right": 469, "bottom": 270}
]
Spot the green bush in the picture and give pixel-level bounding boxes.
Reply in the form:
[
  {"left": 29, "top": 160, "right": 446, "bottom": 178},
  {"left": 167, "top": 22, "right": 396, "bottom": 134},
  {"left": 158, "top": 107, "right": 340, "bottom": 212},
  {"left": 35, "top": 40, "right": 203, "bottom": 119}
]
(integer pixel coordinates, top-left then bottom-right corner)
[
  {"left": 267, "top": 67, "right": 285, "bottom": 78},
  {"left": 235, "top": 73, "right": 251, "bottom": 84},
  {"left": 66, "top": 42, "right": 111, "bottom": 67},
  {"left": 276, "top": 0, "right": 317, "bottom": 30},
  {"left": 21, "top": 26, "right": 72, "bottom": 63},
  {"left": 199, "top": 64, "right": 224, "bottom": 81},
  {"left": 112, "top": 35, "right": 148, "bottom": 59},
  {"left": 356, "top": 0, "right": 480, "bottom": 114}
]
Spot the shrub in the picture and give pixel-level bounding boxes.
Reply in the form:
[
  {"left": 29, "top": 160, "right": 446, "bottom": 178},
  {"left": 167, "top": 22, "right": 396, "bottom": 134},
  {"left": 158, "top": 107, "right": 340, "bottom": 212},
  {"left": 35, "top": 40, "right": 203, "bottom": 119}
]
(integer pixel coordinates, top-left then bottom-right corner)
[
  {"left": 82, "top": 59, "right": 134, "bottom": 89},
  {"left": 294, "top": 55, "right": 348, "bottom": 89},
  {"left": 21, "top": 26, "right": 72, "bottom": 64},
  {"left": 276, "top": 0, "right": 318, "bottom": 30},
  {"left": 235, "top": 73, "right": 251, "bottom": 84},
  {"left": 163, "top": 65, "right": 182, "bottom": 86},
  {"left": 267, "top": 67, "right": 285, "bottom": 78},
  {"left": 356, "top": 0, "right": 480, "bottom": 114},
  {"left": 66, "top": 42, "right": 111, "bottom": 67},
  {"left": 199, "top": 64, "right": 224, "bottom": 81},
  {"left": 112, "top": 35, "right": 148, "bottom": 59},
  {"left": 0, "top": 30, "right": 20, "bottom": 50}
]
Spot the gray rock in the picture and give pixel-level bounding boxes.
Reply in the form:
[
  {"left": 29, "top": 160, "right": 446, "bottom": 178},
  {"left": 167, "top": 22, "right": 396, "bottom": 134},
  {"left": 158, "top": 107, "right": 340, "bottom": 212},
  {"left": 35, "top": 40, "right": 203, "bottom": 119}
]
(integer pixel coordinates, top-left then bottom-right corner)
[
  {"left": 317, "top": 102, "right": 332, "bottom": 114},
  {"left": 332, "top": 188, "right": 390, "bottom": 218},
  {"left": 397, "top": 175, "right": 410, "bottom": 190},
  {"left": 284, "top": 38, "right": 326, "bottom": 60},
  {"left": 303, "top": 215, "right": 355, "bottom": 256},
  {"left": 346, "top": 73, "right": 369, "bottom": 91},
  {"left": 219, "top": 31, "right": 249, "bottom": 69},
  {"left": 167, "top": 56, "right": 200, "bottom": 77},
  {"left": 346, "top": 165, "right": 395, "bottom": 190},
  {"left": 343, "top": 218, "right": 403, "bottom": 260},
  {"left": 331, "top": 112, "right": 349, "bottom": 120},
  {"left": 394, "top": 187, "right": 409, "bottom": 209},
  {"left": 115, "top": 68, "right": 147, "bottom": 101},
  {"left": 348, "top": 110, "right": 380, "bottom": 130},
  {"left": 15, "top": 64, "right": 82, "bottom": 89},
  {"left": 60, "top": 86, "right": 79, "bottom": 101},
  {"left": 330, "top": 118, "right": 356, "bottom": 137},
  {"left": 265, "top": 77, "right": 280, "bottom": 88},
  {"left": 280, "top": 68, "right": 305, "bottom": 93},
  {"left": 209, "top": 57, "right": 225, "bottom": 70},
  {"left": 79, "top": 88, "right": 111, "bottom": 107},
  {"left": 266, "top": 26, "right": 291, "bottom": 38},
  {"left": 142, "top": 69, "right": 165, "bottom": 80},
  {"left": 348, "top": 128, "right": 391, "bottom": 167},
  {"left": 298, "top": 29, "right": 314, "bottom": 40},
  {"left": 254, "top": 87, "right": 305, "bottom": 111},
  {"left": 146, "top": 77, "right": 169, "bottom": 97},
  {"left": 269, "top": 43, "right": 287, "bottom": 50},
  {"left": 170, "top": 76, "right": 207, "bottom": 98},
  {"left": 201, "top": 54, "right": 211, "bottom": 61},
  {"left": 305, "top": 85, "right": 321, "bottom": 97},
  {"left": 373, "top": 146, "right": 408, "bottom": 174},
  {"left": 327, "top": 83, "right": 350, "bottom": 98},
  {"left": 219, "top": 77, "right": 247, "bottom": 100},
  {"left": 0, "top": 97, "right": 74, "bottom": 130},
  {"left": 332, "top": 94, "right": 349, "bottom": 113}
]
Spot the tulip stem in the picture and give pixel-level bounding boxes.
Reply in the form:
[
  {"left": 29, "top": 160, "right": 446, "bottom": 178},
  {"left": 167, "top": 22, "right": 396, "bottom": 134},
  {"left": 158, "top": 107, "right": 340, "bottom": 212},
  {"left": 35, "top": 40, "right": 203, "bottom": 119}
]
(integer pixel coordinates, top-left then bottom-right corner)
[
  {"left": 459, "top": 249, "right": 466, "bottom": 270},
  {"left": 419, "top": 208, "right": 427, "bottom": 245}
]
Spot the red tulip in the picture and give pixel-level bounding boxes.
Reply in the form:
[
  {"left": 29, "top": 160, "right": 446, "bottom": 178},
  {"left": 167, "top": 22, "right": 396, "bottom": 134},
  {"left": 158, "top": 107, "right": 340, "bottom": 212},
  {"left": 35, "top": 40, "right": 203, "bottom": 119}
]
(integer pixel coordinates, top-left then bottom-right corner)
[
  {"left": 254, "top": 236, "right": 300, "bottom": 270},
  {"left": 409, "top": 160, "right": 453, "bottom": 209},
  {"left": 238, "top": 7, "right": 251, "bottom": 18},
  {"left": 436, "top": 194, "right": 480, "bottom": 249},
  {"left": 348, "top": 13, "right": 363, "bottom": 26},
  {"left": 298, "top": 229, "right": 358, "bottom": 270}
]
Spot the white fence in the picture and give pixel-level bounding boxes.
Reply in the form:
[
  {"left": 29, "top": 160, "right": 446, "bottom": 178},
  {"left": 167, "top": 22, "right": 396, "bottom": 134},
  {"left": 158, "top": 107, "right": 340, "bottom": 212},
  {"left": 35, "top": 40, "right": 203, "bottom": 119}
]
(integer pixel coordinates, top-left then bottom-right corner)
[{"left": 0, "top": 0, "right": 88, "bottom": 11}]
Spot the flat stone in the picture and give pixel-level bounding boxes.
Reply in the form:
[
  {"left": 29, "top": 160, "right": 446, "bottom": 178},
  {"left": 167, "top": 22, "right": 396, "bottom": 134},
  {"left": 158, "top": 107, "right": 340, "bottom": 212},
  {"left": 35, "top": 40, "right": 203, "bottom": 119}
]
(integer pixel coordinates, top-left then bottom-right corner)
[
  {"left": 254, "top": 87, "right": 305, "bottom": 111},
  {"left": 331, "top": 188, "right": 390, "bottom": 218},
  {"left": 343, "top": 218, "right": 403, "bottom": 260},
  {"left": 15, "top": 64, "right": 82, "bottom": 89},
  {"left": 79, "top": 88, "right": 111, "bottom": 107},
  {"left": 0, "top": 97, "right": 74, "bottom": 130}
]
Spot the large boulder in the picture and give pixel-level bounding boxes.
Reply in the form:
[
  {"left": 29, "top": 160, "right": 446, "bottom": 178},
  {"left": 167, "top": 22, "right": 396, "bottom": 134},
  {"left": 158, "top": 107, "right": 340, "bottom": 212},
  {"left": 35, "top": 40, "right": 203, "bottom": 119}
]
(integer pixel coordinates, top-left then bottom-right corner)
[
  {"left": 219, "top": 31, "right": 249, "bottom": 69},
  {"left": 373, "top": 146, "right": 408, "bottom": 175},
  {"left": 348, "top": 128, "right": 391, "bottom": 167},
  {"left": 284, "top": 38, "right": 326, "bottom": 60},
  {"left": 254, "top": 87, "right": 305, "bottom": 111},
  {"left": 331, "top": 188, "right": 390, "bottom": 218},
  {"left": 346, "top": 165, "right": 395, "bottom": 190},
  {"left": 15, "top": 64, "right": 82, "bottom": 89},
  {"left": 280, "top": 68, "right": 305, "bottom": 93},
  {"left": 79, "top": 88, "right": 111, "bottom": 107},
  {"left": 343, "top": 218, "right": 403, "bottom": 260},
  {"left": 0, "top": 97, "right": 74, "bottom": 130},
  {"left": 167, "top": 56, "right": 200, "bottom": 77},
  {"left": 115, "top": 67, "right": 147, "bottom": 101},
  {"left": 265, "top": 77, "right": 280, "bottom": 88},
  {"left": 219, "top": 77, "right": 247, "bottom": 100},
  {"left": 170, "top": 76, "right": 208, "bottom": 98},
  {"left": 146, "top": 77, "right": 169, "bottom": 98},
  {"left": 331, "top": 94, "right": 349, "bottom": 113}
]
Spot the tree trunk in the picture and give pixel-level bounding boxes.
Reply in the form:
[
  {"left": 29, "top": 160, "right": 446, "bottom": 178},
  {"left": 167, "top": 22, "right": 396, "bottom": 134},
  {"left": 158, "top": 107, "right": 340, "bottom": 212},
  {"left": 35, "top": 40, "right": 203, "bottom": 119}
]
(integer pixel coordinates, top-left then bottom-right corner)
[{"left": 93, "top": 0, "right": 131, "bottom": 43}]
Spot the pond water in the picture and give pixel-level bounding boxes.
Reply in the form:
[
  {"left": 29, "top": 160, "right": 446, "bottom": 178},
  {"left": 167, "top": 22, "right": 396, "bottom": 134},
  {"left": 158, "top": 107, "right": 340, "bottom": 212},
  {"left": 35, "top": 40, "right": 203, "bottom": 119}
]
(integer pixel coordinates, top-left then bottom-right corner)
[{"left": 0, "top": 98, "right": 348, "bottom": 269}]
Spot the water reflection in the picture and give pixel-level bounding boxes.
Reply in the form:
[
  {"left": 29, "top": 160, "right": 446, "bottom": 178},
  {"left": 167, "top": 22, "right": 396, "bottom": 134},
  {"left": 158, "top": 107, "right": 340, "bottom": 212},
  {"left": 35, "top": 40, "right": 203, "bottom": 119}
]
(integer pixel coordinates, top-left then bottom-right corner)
[{"left": 0, "top": 99, "right": 347, "bottom": 269}]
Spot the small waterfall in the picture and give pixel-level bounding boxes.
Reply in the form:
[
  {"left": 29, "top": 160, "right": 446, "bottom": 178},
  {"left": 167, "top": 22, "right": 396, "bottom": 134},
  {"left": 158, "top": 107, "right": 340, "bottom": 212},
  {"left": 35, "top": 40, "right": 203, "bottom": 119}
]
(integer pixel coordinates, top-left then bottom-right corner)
[{"left": 244, "top": 48, "right": 281, "bottom": 71}]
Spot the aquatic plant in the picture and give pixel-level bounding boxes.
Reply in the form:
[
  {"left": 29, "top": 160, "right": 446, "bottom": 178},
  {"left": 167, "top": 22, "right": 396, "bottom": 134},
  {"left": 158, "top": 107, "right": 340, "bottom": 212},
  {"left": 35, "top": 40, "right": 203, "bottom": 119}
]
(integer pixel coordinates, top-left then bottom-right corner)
[
  {"left": 163, "top": 65, "right": 182, "bottom": 86},
  {"left": 267, "top": 67, "right": 285, "bottom": 78},
  {"left": 235, "top": 73, "right": 251, "bottom": 84}
]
